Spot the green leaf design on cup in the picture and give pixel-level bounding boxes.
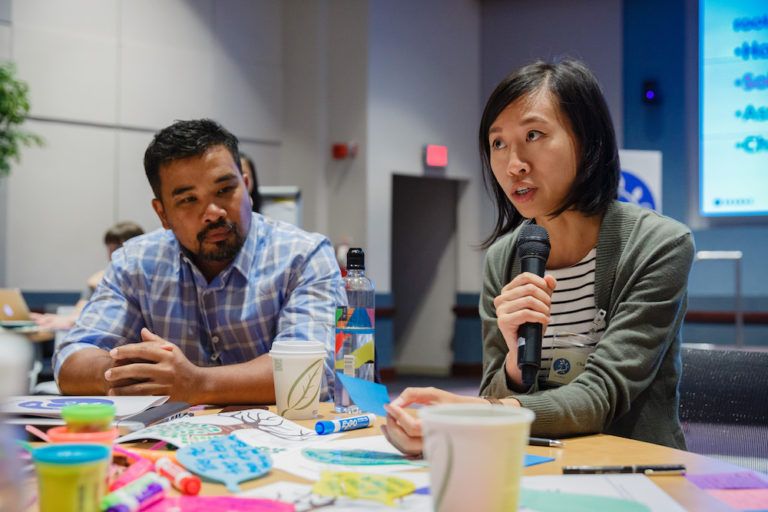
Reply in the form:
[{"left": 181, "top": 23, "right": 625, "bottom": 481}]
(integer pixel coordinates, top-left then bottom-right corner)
[{"left": 280, "top": 358, "right": 323, "bottom": 416}]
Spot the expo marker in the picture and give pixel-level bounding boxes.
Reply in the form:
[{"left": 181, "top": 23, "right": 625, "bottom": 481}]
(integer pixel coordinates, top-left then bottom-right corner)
[{"left": 315, "top": 413, "right": 376, "bottom": 435}]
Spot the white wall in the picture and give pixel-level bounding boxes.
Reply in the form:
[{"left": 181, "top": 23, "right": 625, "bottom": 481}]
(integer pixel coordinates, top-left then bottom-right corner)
[
  {"left": 0, "top": 0, "right": 10, "bottom": 286},
  {"left": 481, "top": 0, "right": 624, "bottom": 147},
  {"left": 367, "top": 0, "right": 485, "bottom": 294},
  {"left": 3, "top": 0, "right": 621, "bottom": 296},
  {"left": 282, "top": 0, "right": 369, "bottom": 249},
  {"left": 3, "top": 0, "right": 284, "bottom": 291},
  {"left": 324, "top": 0, "right": 369, "bottom": 251}
]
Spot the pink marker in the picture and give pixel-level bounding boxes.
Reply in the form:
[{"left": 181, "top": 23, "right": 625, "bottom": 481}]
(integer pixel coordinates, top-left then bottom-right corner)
[
  {"left": 109, "top": 457, "right": 154, "bottom": 491},
  {"left": 155, "top": 456, "right": 201, "bottom": 495}
]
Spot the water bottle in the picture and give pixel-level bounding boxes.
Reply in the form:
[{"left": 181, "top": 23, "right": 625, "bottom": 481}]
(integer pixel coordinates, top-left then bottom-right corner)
[{"left": 334, "top": 248, "right": 375, "bottom": 413}]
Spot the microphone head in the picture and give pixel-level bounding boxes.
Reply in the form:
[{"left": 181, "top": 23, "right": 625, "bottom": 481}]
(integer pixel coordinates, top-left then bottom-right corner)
[{"left": 518, "top": 224, "right": 551, "bottom": 260}]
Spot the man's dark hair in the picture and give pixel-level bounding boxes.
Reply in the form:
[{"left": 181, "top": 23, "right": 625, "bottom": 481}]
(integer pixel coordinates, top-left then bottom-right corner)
[
  {"left": 144, "top": 119, "right": 241, "bottom": 199},
  {"left": 104, "top": 221, "right": 144, "bottom": 245},
  {"left": 479, "top": 59, "right": 620, "bottom": 248}
]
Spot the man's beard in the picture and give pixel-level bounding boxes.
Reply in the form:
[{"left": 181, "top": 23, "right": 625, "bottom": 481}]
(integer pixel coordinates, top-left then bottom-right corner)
[{"left": 195, "top": 220, "right": 245, "bottom": 262}]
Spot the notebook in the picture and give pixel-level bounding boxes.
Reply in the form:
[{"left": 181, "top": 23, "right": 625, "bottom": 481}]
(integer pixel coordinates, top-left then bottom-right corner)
[
  {"left": 2, "top": 395, "right": 175, "bottom": 433},
  {"left": 0, "top": 288, "right": 34, "bottom": 327}
]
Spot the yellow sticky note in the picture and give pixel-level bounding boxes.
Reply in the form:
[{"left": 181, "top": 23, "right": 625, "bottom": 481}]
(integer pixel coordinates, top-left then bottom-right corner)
[{"left": 312, "top": 471, "right": 415, "bottom": 506}]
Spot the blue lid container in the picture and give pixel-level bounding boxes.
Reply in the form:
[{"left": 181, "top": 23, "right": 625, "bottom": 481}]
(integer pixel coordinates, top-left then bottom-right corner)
[{"left": 32, "top": 444, "right": 110, "bottom": 465}]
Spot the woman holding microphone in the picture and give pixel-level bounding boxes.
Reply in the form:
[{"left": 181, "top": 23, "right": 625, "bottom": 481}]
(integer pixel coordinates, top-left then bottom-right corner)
[{"left": 383, "top": 59, "right": 694, "bottom": 453}]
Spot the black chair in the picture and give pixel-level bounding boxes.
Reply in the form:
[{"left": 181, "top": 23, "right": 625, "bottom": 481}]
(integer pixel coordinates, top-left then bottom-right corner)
[{"left": 679, "top": 344, "right": 768, "bottom": 473}]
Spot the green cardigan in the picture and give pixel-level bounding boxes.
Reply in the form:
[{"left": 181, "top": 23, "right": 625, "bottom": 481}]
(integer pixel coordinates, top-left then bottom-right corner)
[{"left": 478, "top": 201, "right": 694, "bottom": 449}]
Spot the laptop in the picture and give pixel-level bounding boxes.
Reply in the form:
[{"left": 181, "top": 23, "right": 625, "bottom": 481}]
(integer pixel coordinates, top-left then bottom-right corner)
[{"left": 0, "top": 288, "right": 35, "bottom": 328}]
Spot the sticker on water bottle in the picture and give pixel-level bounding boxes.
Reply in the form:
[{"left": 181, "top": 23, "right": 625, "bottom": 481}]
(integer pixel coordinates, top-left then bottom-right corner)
[{"left": 336, "top": 307, "right": 375, "bottom": 332}]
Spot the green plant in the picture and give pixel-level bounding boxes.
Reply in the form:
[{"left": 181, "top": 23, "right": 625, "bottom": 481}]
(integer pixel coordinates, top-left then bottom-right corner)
[{"left": 0, "top": 62, "right": 43, "bottom": 176}]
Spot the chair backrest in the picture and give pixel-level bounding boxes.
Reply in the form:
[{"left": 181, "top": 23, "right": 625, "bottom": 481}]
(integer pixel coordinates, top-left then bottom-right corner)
[{"left": 679, "top": 344, "right": 768, "bottom": 425}]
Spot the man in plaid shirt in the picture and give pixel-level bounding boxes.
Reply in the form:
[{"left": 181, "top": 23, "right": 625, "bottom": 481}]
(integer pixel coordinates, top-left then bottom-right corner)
[{"left": 55, "top": 119, "right": 343, "bottom": 405}]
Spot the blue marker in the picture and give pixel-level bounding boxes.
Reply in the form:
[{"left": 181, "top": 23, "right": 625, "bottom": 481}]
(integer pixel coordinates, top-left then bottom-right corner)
[{"left": 315, "top": 413, "right": 376, "bottom": 435}]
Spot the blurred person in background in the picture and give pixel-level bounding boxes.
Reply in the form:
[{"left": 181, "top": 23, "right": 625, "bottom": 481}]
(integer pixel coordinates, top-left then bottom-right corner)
[
  {"left": 240, "top": 153, "right": 262, "bottom": 213},
  {"left": 31, "top": 221, "right": 145, "bottom": 331}
]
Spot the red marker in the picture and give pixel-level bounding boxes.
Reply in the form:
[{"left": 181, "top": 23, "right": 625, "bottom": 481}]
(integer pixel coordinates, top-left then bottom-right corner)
[{"left": 155, "top": 456, "right": 201, "bottom": 495}]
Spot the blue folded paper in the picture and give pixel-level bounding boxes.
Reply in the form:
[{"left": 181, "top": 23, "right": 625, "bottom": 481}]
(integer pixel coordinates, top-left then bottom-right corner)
[{"left": 336, "top": 373, "right": 391, "bottom": 417}]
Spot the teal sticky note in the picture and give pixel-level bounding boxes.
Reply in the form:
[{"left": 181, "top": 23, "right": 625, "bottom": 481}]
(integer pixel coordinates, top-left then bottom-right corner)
[
  {"left": 337, "top": 374, "right": 390, "bottom": 416},
  {"left": 520, "top": 489, "right": 651, "bottom": 512}
]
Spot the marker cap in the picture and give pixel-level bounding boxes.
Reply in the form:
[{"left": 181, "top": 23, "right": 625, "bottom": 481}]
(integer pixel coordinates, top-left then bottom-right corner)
[{"left": 182, "top": 476, "right": 201, "bottom": 495}]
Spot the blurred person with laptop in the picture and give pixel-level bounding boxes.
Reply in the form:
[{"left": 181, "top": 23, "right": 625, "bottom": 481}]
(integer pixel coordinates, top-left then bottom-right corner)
[
  {"left": 30, "top": 222, "right": 144, "bottom": 332},
  {"left": 0, "top": 288, "right": 35, "bottom": 328}
]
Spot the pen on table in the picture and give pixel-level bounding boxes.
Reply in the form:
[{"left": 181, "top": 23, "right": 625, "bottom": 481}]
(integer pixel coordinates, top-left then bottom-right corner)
[
  {"left": 562, "top": 464, "right": 687, "bottom": 475},
  {"left": 529, "top": 437, "right": 564, "bottom": 448}
]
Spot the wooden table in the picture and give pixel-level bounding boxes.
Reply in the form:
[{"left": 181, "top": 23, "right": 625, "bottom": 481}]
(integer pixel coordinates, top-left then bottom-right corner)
[{"left": 184, "top": 403, "right": 742, "bottom": 511}]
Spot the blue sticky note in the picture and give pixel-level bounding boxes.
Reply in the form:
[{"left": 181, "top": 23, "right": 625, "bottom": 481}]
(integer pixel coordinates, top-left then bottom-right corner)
[
  {"left": 176, "top": 434, "right": 272, "bottom": 492},
  {"left": 337, "top": 373, "right": 390, "bottom": 416},
  {"left": 525, "top": 454, "right": 555, "bottom": 467}
]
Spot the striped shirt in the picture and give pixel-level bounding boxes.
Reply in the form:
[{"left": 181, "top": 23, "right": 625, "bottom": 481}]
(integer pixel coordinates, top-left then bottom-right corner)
[
  {"left": 540, "top": 248, "right": 603, "bottom": 380},
  {"left": 54, "top": 213, "right": 344, "bottom": 401}
]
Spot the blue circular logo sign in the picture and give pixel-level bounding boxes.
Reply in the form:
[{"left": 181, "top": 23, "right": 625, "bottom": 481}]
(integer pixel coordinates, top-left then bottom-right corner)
[
  {"left": 619, "top": 170, "right": 656, "bottom": 210},
  {"left": 553, "top": 358, "right": 571, "bottom": 376}
]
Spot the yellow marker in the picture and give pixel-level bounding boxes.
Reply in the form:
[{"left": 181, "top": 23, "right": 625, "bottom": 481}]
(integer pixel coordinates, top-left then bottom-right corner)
[{"left": 312, "top": 471, "right": 415, "bottom": 506}]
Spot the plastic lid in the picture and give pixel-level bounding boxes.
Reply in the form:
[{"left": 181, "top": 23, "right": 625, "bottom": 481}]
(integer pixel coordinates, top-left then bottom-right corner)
[
  {"left": 315, "top": 421, "right": 334, "bottom": 435},
  {"left": 269, "top": 340, "right": 326, "bottom": 356},
  {"left": 346, "top": 248, "right": 365, "bottom": 270},
  {"left": 46, "top": 426, "right": 120, "bottom": 443},
  {"left": 418, "top": 403, "right": 535, "bottom": 426},
  {"left": 32, "top": 444, "right": 110, "bottom": 465},
  {"left": 61, "top": 403, "right": 116, "bottom": 424}
]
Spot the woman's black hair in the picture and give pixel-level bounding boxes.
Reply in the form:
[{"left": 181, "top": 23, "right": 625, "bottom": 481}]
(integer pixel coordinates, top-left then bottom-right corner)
[
  {"left": 479, "top": 59, "right": 619, "bottom": 249},
  {"left": 240, "top": 153, "right": 263, "bottom": 213}
]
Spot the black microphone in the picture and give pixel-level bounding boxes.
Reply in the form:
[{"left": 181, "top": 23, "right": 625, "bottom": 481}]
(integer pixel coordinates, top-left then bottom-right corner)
[{"left": 516, "top": 224, "right": 551, "bottom": 389}]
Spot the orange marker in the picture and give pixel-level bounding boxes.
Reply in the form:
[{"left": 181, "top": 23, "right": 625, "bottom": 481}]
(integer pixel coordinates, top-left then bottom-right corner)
[{"left": 155, "top": 456, "right": 201, "bottom": 495}]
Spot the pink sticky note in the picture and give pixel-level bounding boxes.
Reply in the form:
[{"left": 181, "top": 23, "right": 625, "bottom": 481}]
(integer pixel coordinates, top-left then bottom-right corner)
[
  {"left": 708, "top": 489, "right": 768, "bottom": 510},
  {"left": 145, "top": 496, "right": 294, "bottom": 512},
  {"left": 687, "top": 472, "right": 768, "bottom": 490}
]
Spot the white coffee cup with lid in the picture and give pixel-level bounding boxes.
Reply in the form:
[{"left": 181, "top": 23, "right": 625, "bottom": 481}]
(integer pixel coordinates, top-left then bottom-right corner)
[{"left": 270, "top": 340, "right": 326, "bottom": 420}]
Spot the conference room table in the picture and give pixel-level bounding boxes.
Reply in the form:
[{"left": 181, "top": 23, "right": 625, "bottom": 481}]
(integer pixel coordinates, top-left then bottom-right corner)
[
  {"left": 159, "top": 402, "right": 741, "bottom": 511},
  {"left": 21, "top": 402, "right": 746, "bottom": 511}
]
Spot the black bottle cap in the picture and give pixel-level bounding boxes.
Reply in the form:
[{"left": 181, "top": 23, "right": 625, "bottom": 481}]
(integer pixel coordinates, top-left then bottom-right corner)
[{"left": 346, "top": 248, "right": 365, "bottom": 270}]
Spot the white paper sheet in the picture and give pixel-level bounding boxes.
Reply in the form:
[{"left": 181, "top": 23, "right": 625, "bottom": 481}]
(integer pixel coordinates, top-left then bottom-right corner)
[
  {"left": 116, "top": 408, "right": 340, "bottom": 449},
  {"left": 242, "top": 470, "right": 681, "bottom": 511},
  {"left": 520, "top": 474, "right": 686, "bottom": 512},
  {"left": 271, "top": 434, "right": 427, "bottom": 481},
  {"left": 240, "top": 480, "right": 433, "bottom": 512},
  {"left": 2, "top": 395, "right": 168, "bottom": 419}
]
